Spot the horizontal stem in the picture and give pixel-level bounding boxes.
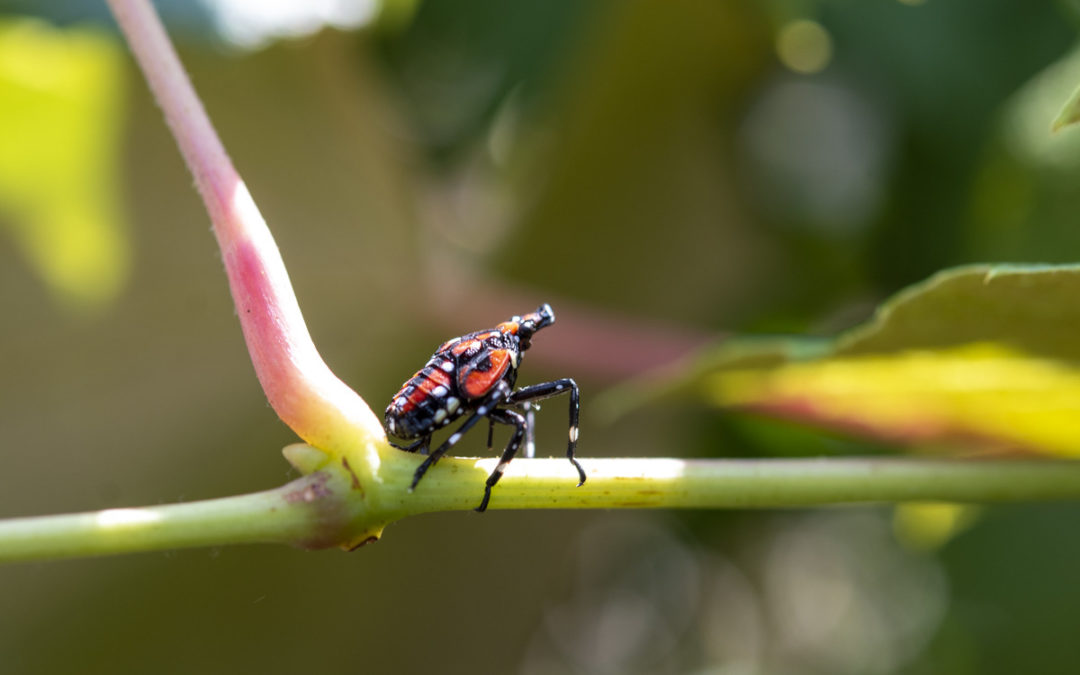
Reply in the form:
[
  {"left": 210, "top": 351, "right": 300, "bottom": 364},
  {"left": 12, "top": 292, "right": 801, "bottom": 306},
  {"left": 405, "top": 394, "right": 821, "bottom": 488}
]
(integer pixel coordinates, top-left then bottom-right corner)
[
  {"left": 5, "top": 456, "right": 1080, "bottom": 564},
  {"left": 0, "top": 472, "right": 362, "bottom": 564},
  {"left": 394, "top": 456, "right": 1080, "bottom": 511}
]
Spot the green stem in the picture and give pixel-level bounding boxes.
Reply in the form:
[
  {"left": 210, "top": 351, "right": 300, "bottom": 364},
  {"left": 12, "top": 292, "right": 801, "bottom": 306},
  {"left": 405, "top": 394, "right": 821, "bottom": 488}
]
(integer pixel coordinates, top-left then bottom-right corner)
[
  {"left": 0, "top": 470, "right": 363, "bottom": 564},
  {"left": 401, "top": 455, "right": 1080, "bottom": 511},
  {"left": 6, "top": 455, "right": 1079, "bottom": 564}
]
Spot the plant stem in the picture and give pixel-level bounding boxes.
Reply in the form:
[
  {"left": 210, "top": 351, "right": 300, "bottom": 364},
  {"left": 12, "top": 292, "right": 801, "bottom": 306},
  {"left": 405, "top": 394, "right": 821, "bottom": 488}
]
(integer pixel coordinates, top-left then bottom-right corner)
[
  {"left": 0, "top": 471, "right": 363, "bottom": 564},
  {"left": 400, "top": 456, "right": 1080, "bottom": 511},
  {"left": 106, "top": 0, "right": 384, "bottom": 452},
  {"left": 6, "top": 456, "right": 1080, "bottom": 563}
]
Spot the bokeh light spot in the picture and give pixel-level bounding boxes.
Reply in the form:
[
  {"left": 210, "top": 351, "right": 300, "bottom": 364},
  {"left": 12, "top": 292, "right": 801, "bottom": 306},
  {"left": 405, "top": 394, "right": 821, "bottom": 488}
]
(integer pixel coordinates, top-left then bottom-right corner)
[{"left": 776, "top": 20, "right": 833, "bottom": 75}]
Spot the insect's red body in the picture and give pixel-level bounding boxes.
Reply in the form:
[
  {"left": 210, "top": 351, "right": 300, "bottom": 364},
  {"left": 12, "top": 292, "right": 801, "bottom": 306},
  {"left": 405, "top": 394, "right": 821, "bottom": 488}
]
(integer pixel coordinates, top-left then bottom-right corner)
[
  {"left": 385, "top": 320, "right": 525, "bottom": 439},
  {"left": 384, "top": 304, "right": 585, "bottom": 511}
]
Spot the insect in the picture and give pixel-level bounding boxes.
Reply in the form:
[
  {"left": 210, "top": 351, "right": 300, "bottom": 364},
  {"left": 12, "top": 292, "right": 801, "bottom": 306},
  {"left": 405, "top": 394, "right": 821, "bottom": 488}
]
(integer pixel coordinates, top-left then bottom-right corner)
[{"left": 384, "top": 303, "right": 586, "bottom": 512}]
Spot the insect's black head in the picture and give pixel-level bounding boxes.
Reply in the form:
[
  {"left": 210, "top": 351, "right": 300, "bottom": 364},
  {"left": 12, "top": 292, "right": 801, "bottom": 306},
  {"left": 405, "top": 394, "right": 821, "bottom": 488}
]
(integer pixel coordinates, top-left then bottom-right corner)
[{"left": 512, "top": 303, "right": 555, "bottom": 350}]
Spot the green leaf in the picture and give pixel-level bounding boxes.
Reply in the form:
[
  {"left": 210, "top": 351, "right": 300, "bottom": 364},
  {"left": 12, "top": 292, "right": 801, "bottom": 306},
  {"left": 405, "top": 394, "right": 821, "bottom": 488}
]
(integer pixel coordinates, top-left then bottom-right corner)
[
  {"left": 604, "top": 264, "right": 1080, "bottom": 457},
  {"left": 0, "top": 18, "right": 129, "bottom": 312},
  {"left": 836, "top": 264, "right": 1080, "bottom": 360},
  {"left": 1053, "top": 82, "right": 1080, "bottom": 132}
]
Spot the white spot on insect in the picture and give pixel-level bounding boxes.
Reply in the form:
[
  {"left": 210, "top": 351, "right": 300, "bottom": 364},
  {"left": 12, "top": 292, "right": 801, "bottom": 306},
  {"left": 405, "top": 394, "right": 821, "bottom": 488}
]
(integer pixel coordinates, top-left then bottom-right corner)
[
  {"left": 434, "top": 409, "right": 447, "bottom": 424},
  {"left": 509, "top": 351, "right": 519, "bottom": 368},
  {"left": 477, "top": 406, "right": 489, "bottom": 416},
  {"left": 449, "top": 433, "right": 462, "bottom": 445},
  {"left": 387, "top": 419, "right": 397, "bottom": 433},
  {"left": 447, "top": 397, "right": 461, "bottom": 414},
  {"left": 555, "top": 383, "right": 564, "bottom": 390},
  {"left": 432, "top": 385, "right": 448, "bottom": 398},
  {"left": 495, "top": 461, "right": 509, "bottom": 473},
  {"left": 569, "top": 426, "right": 579, "bottom": 443},
  {"left": 440, "top": 361, "right": 455, "bottom": 373},
  {"left": 394, "top": 397, "right": 408, "bottom": 407}
]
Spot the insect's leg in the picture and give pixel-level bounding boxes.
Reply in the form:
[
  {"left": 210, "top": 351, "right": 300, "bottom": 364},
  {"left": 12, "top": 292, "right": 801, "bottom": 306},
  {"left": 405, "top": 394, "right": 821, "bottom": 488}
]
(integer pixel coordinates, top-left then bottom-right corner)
[
  {"left": 506, "top": 378, "right": 585, "bottom": 486},
  {"left": 389, "top": 436, "right": 430, "bottom": 454},
  {"left": 487, "top": 417, "right": 496, "bottom": 454},
  {"left": 410, "top": 415, "right": 482, "bottom": 491},
  {"left": 410, "top": 381, "right": 512, "bottom": 492},
  {"left": 476, "top": 408, "right": 526, "bottom": 512},
  {"left": 523, "top": 401, "right": 536, "bottom": 459}
]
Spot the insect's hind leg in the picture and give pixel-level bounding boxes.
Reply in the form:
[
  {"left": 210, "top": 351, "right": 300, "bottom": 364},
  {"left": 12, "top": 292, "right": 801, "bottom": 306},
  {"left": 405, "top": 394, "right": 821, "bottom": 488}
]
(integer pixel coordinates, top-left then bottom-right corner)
[
  {"left": 506, "top": 378, "right": 585, "bottom": 486},
  {"left": 476, "top": 408, "right": 527, "bottom": 512}
]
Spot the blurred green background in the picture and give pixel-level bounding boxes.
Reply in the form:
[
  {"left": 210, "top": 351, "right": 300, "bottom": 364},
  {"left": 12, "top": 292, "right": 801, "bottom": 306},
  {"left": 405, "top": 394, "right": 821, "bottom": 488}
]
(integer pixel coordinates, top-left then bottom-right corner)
[{"left": 4, "top": 0, "right": 1080, "bottom": 672}]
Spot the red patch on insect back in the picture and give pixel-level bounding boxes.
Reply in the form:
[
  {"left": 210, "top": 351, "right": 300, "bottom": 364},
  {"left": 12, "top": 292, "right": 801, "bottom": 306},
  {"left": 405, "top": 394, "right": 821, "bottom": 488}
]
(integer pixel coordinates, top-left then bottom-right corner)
[
  {"left": 497, "top": 321, "right": 519, "bottom": 335},
  {"left": 460, "top": 349, "right": 511, "bottom": 399},
  {"left": 416, "top": 371, "right": 449, "bottom": 396},
  {"left": 452, "top": 340, "right": 474, "bottom": 356},
  {"left": 427, "top": 367, "right": 452, "bottom": 388},
  {"left": 406, "top": 386, "right": 427, "bottom": 408}
]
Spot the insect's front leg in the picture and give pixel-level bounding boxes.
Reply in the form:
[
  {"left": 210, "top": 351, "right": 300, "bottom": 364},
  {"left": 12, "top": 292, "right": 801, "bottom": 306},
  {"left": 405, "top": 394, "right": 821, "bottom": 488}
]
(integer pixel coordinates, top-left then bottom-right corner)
[
  {"left": 476, "top": 407, "right": 527, "bottom": 512},
  {"left": 506, "top": 378, "right": 584, "bottom": 485},
  {"left": 522, "top": 400, "right": 536, "bottom": 459}
]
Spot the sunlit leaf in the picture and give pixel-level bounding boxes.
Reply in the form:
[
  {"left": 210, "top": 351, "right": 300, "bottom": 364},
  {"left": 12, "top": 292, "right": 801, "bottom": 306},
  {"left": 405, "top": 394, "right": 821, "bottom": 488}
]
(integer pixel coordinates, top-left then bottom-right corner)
[
  {"left": 835, "top": 264, "right": 1080, "bottom": 360},
  {"left": 893, "top": 502, "right": 980, "bottom": 551},
  {"left": 605, "top": 265, "right": 1080, "bottom": 457},
  {"left": 1001, "top": 41, "right": 1080, "bottom": 162},
  {"left": 1053, "top": 83, "right": 1080, "bottom": 132},
  {"left": 710, "top": 343, "right": 1080, "bottom": 456},
  {"left": 0, "top": 18, "right": 129, "bottom": 312}
]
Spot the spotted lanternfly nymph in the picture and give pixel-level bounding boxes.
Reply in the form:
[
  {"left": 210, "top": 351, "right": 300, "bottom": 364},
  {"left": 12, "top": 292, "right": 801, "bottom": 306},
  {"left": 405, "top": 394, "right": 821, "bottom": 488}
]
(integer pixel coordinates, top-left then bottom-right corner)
[{"left": 384, "top": 303, "right": 585, "bottom": 511}]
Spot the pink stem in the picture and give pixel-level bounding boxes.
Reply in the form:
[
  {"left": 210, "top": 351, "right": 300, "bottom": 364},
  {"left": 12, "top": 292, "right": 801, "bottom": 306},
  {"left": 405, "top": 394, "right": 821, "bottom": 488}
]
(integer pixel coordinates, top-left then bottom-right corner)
[{"left": 106, "top": 0, "right": 382, "bottom": 449}]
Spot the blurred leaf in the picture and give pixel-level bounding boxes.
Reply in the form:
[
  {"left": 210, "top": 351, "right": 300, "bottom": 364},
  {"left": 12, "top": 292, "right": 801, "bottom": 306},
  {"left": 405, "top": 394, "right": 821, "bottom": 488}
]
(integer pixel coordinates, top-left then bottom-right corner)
[
  {"left": 1005, "top": 42, "right": 1080, "bottom": 169},
  {"left": 596, "top": 336, "right": 828, "bottom": 423},
  {"left": 834, "top": 264, "right": 1080, "bottom": 359},
  {"left": 0, "top": 18, "right": 129, "bottom": 312},
  {"left": 710, "top": 343, "right": 1080, "bottom": 456},
  {"left": 893, "top": 502, "right": 980, "bottom": 551},
  {"left": 605, "top": 264, "right": 1080, "bottom": 457},
  {"left": 1052, "top": 83, "right": 1080, "bottom": 132}
]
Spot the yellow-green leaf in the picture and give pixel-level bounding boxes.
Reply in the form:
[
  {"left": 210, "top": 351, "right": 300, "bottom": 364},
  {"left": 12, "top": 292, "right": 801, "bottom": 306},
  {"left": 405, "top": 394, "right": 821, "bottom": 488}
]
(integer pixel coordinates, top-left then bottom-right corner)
[
  {"left": 710, "top": 343, "right": 1080, "bottom": 456},
  {"left": 1053, "top": 82, "right": 1080, "bottom": 132},
  {"left": 604, "top": 264, "right": 1080, "bottom": 457},
  {"left": 0, "top": 18, "right": 129, "bottom": 312},
  {"left": 892, "top": 502, "right": 980, "bottom": 551}
]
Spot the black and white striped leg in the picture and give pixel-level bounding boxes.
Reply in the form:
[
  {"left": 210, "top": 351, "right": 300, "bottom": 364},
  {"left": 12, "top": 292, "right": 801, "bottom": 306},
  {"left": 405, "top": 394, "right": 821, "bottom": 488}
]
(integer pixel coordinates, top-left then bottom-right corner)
[
  {"left": 476, "top": 408, "right": 527, "bottom": 512},
  {"left": 409, "top": 415, "right": 481, "bottom": 491},
  {"left": 523, "top": 401, "right": 536, "bottom": 459},
  {"left": 506, "top": 378, "right": 585, "bottom": 486},
  {"left": 389, "top": 436, "right": 431, "bottom": 455},
  {"left": 409, "top": 380, "right": 511, "bottom": 492},
  {"left": 491, "top": 401, "right": 532, "bottom": 457}
]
